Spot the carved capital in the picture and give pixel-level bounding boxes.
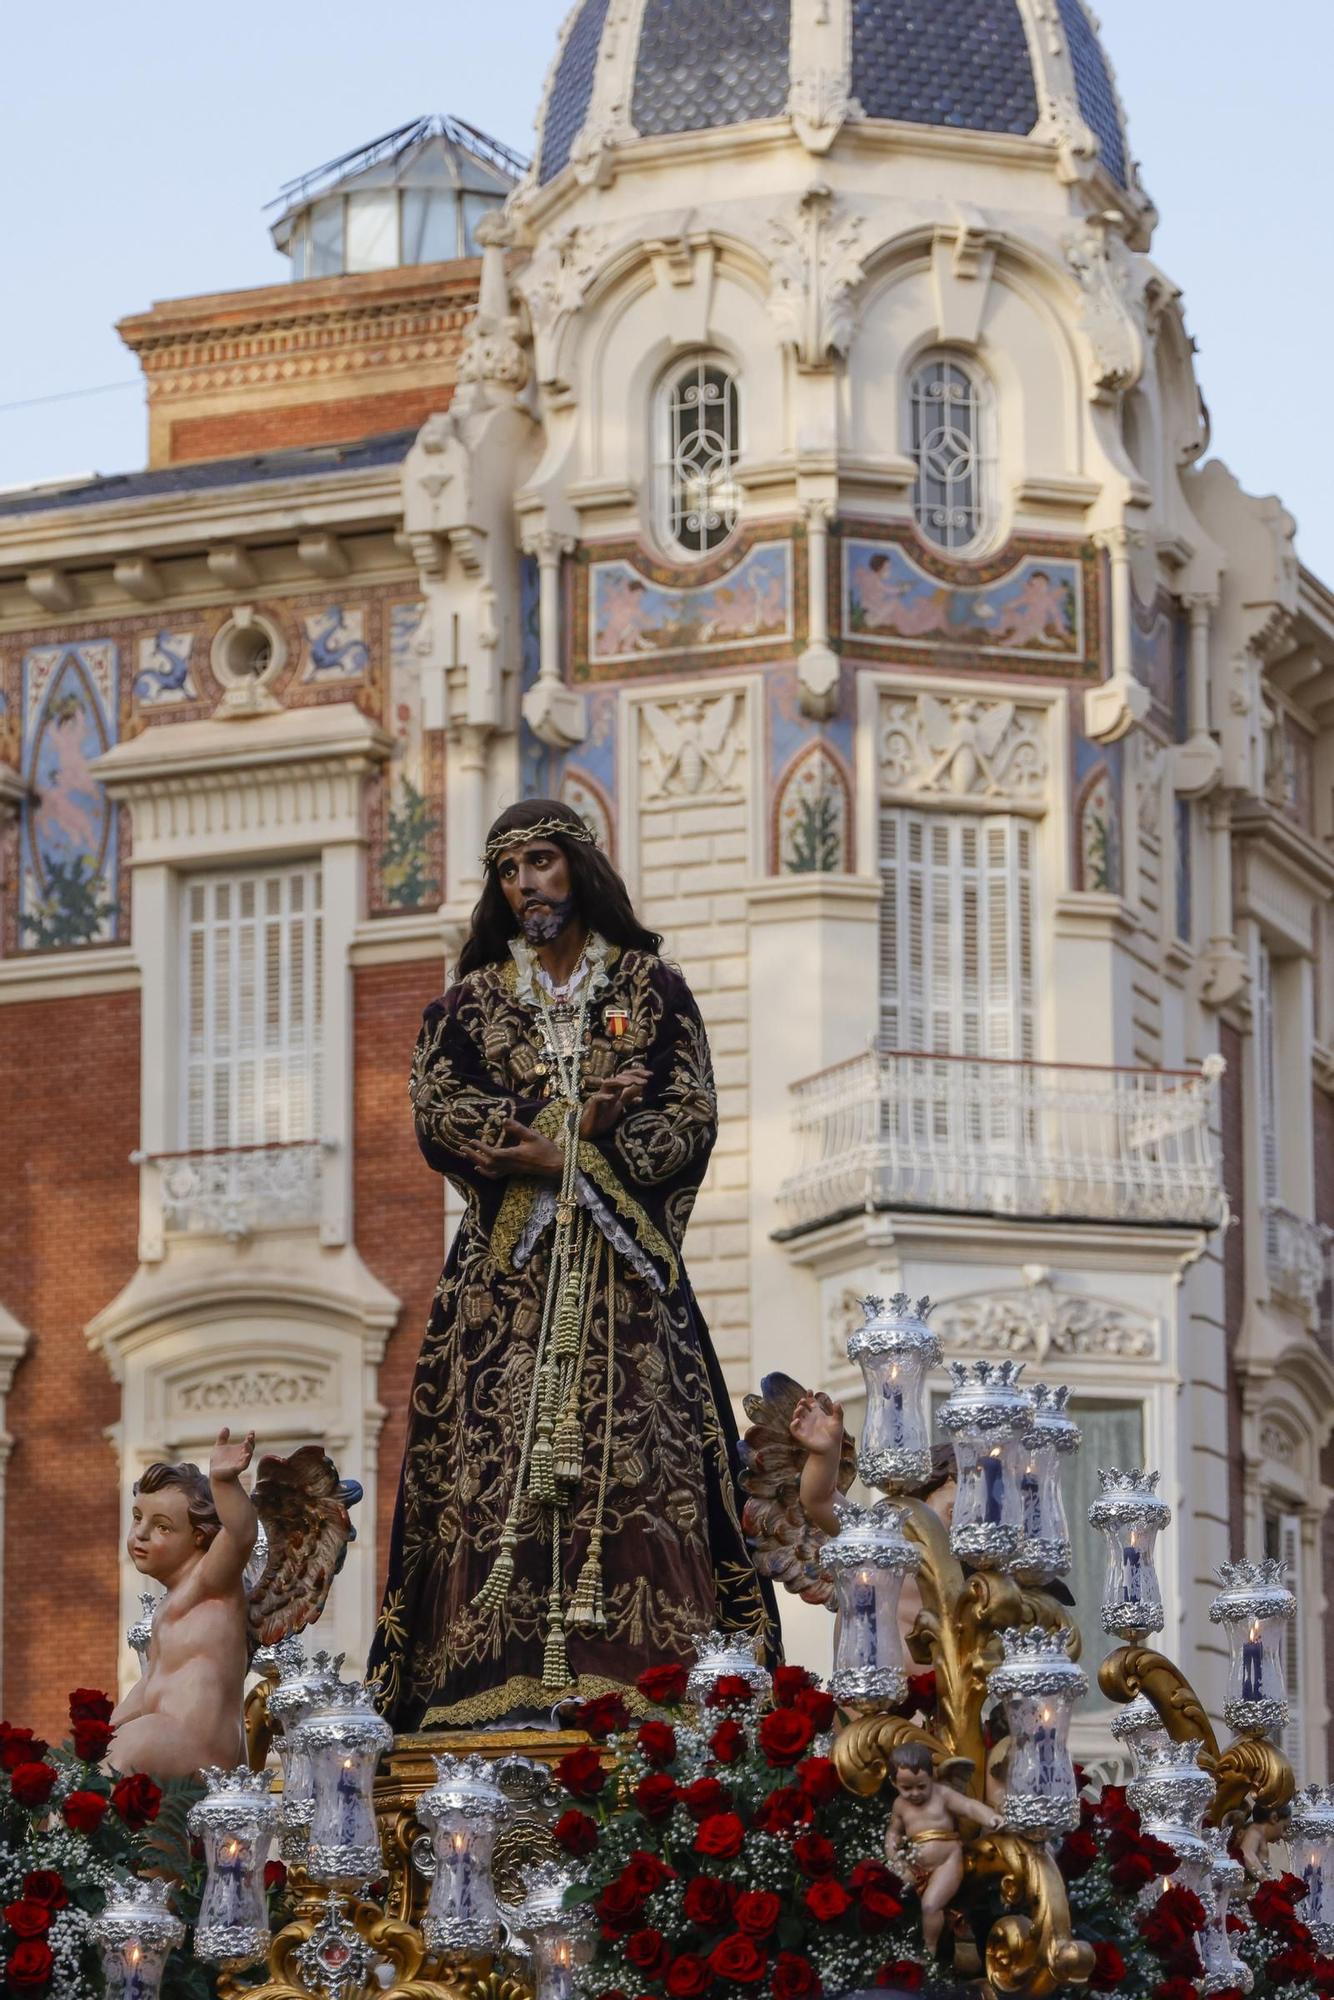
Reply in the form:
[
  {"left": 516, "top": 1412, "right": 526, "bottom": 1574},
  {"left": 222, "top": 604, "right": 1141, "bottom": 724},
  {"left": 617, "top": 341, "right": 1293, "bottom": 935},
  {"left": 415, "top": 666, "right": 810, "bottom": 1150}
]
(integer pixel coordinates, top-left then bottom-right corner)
[
  {"left": 797, "top": 643, "right": 840, "bottom": 719},
  {"left": 522, "top": 679, "right": 587, "bottom": 750},
  {"left": 1083, "top": 675, "right": 1150, "bottom": 746}
]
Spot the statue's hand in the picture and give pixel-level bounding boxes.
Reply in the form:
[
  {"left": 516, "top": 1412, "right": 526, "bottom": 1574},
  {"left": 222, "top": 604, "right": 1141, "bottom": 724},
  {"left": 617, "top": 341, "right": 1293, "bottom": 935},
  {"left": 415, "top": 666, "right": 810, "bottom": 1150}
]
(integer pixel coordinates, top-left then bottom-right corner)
[
  {"left": 463, "top": 1119, "right": 563, "bottom": 1179},
  {"left": 789, "top": 1391, "right": 845, "bottom": 1457},
  {"left": 210, "top": 1426, "right": 256, "bottom": 1484},
  {"left": 580, "top": 1067, "right": 650, "bottom": 1139}
]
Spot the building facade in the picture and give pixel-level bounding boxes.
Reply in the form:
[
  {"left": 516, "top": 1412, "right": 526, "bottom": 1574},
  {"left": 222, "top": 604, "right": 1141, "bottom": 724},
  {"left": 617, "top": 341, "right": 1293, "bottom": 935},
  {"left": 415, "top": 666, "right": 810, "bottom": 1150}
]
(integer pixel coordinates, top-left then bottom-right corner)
[{"left": 3, "top": 5, "right": 1334, "bottom": 1774}]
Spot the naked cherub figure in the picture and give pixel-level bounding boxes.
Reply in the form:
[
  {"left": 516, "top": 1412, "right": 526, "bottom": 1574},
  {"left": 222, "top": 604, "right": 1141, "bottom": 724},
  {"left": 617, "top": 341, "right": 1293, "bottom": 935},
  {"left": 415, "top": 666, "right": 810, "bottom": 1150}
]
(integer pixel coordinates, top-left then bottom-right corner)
[
  {"left": 885, "top": 1740, "right": 1003, "bottom": 1956},
  {"left": 110, "top": 1428, "right": 257, "bottom": 1780}
]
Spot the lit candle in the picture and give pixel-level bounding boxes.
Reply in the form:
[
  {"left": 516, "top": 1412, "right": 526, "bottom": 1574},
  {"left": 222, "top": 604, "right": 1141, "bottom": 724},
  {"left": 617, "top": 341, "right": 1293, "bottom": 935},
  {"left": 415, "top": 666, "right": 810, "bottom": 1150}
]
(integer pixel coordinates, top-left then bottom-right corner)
[
  {"left": 1121, "top": 1529, "right": 1143, "bottom": 1602},
  {"left": 982, "top": 1447, "right": 1005, "bottom": 1525},
  {"left": 884, "top": 1364, "right": 906, "bottom": 1447},
  {"left": 1241, "top": 1621, "right": 1265, "bottom": 1702},
  {"left": 1020, "top": 1461, "right": 1041, "bottom": 1537}
]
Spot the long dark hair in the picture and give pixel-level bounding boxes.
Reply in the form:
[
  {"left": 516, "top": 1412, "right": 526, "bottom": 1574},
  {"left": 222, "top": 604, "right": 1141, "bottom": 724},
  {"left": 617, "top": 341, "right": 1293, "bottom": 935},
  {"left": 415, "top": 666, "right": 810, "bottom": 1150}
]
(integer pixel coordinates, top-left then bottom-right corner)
[{"left": 456, "top": 798, "right": 662, "bottom": 977}]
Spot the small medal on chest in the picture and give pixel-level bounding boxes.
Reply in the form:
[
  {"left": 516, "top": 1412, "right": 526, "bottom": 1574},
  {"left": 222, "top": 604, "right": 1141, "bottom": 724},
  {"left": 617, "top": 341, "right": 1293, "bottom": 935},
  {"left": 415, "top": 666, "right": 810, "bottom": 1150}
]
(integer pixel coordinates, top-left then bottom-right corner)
[{"left": 602, "top": 1003, "right": 630, "bottom": 1041}]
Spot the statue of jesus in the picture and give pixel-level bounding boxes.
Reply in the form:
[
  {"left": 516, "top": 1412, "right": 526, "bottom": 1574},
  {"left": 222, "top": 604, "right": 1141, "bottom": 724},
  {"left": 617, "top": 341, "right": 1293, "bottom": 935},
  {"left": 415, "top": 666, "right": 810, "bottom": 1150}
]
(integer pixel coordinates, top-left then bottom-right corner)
[{"left": 368, "top": 798, "right": 777, "bottom": 1729}]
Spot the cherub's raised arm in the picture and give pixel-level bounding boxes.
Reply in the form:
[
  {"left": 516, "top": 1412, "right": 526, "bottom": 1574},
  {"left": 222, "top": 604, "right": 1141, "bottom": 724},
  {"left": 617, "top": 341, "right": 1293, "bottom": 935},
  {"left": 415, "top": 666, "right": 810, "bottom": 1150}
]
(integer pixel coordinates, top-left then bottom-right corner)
[
  {"left": 940, "top": 1784, "right": 1004, "bottom": 1831},
  {"left": 199, "top": 1427, "right": 259, "bottom": 1593}
]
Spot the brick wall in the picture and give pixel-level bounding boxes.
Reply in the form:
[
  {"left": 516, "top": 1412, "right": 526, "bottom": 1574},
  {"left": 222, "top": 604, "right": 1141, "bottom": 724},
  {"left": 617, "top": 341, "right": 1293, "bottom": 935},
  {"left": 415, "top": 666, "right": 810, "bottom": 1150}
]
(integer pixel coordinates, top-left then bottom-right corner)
[
  {"left": 352, "top": 961, "right": 449, "bottom": 1595},
  {"left": 1, "top": 991, "right": 140, "bottom": 1737},
  {"left": 1220, "top": 1021, "right": 1246, "bottom": 1557},
  {"left": 168, "top": 387, "right": 454, "bottom": 465}
]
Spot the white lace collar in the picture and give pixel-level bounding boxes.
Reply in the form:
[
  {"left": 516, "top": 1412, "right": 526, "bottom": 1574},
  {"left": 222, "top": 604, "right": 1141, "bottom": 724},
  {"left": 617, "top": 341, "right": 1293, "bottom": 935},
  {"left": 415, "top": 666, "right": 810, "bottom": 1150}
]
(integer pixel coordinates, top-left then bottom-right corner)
[{"left": 509, "top": 929, "right": 611, "bottom": 1012}]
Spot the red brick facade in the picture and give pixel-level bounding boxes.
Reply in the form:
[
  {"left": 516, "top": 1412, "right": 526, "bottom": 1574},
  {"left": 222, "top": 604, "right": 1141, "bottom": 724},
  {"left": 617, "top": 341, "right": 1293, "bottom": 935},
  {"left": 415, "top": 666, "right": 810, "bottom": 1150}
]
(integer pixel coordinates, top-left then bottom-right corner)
[
  {"left": 1, "top": 990, "right": 140, "bottom": 1737},
  {"left": 168, "top": 386, "right": 454, "bottom": 465}
]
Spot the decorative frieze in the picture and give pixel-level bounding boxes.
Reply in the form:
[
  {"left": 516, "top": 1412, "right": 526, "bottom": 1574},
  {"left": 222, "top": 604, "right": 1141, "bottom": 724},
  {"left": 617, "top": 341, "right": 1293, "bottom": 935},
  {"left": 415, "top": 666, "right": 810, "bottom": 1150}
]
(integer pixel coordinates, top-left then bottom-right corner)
[{"left": 879, "top": 691, "right": 1048, "bottom": 808}]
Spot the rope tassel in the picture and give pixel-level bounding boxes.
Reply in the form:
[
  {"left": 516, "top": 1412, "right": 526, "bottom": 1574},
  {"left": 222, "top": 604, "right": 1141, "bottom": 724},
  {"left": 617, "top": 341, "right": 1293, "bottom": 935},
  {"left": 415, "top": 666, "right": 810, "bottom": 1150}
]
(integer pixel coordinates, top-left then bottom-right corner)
[
  {"left": 470, "top": 1524, "right": 519, "bottom": 1614},
  {"left": 529, "top": 1422, "right": 558, "bottom": 1506},
  {"left": 552, "top": 1411, "right": 583, "bottom": 1487},
  {"left": 568, "top": 1529, "right": 606, "bottom": 1631}
]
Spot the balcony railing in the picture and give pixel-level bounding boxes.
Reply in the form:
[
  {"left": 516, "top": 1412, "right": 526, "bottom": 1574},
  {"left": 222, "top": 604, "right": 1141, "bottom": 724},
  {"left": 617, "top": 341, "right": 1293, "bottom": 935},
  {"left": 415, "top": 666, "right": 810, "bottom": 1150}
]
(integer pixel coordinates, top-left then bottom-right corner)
[
  {"left": 1265, "top": 1201, "right": 1331, "bottom": 1320},
  {"left": 134, "top": 1140, "right": 330, "bottom": 1242},
  {"left": 776, "top": 1049, "right": 1227, "bottom": 1234}
]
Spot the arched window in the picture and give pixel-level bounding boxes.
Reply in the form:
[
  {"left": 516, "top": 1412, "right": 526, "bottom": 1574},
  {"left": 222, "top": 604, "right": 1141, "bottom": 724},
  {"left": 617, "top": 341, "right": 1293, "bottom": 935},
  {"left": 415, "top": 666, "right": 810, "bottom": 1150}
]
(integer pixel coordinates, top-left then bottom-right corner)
[
  {"left": 908, "top": 354, "right": 992, "bottom": 553},
  {"left": 655, "top": 357, "right": 740, "bottom": 559}
]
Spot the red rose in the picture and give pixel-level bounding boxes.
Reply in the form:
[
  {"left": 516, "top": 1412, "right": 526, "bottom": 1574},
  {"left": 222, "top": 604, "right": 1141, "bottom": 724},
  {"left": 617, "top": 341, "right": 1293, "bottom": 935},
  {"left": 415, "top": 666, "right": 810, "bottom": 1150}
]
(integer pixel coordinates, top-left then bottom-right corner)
[
  {"left": 596, "top": 1992, "right": 628, "bottom": 2000},
  {"left": 795, "top": 1686, "right": 837, "bottom": 1732},
  {"left": 755, "top": 1787, "right": 814, "bottom": 1834},
  {"left": 683, "top": 1877, "right": 731, "bottom": 1930},
  {"left": 693, "top": 1811, "right": 745, "bottom": 1859},
  {"left": 19, "top": 1875, "right": 66, "bottom": 1912},
  {"left": 4, "top": 1939, "right": 53, "bottom": 1990},
  {"left": 555, "top": 1809, "right": 600, "bottom": 1858},
  {"left": 110, "top": 1773, "right": 161, "bottom": 1830},
  {"left": 1253, "top": 1877, "right": 1309, "bottom": 1931},
  {"left": 1088, "top": 1941, "right": 1126, "bottom": 1991},
  {"left": 709, "top": 1718, "right": 746, "bottom": 1765},
  {"left": 805, "top": 1881, "right": 853, "bottom": 1923},
  {"left": 62, "top": 1789, "right": 109, "bottom": 1834},
  {"left": 8, "top": 1763, "right": 57, "bottom": 1809},
  {"left": 797, "top": 1757, "right": 841, "bottom": 1804},
  {"left": 772, "top": 1951, "right": 822, "bottom": 2000},
  {"left": 622, "top": 1852, "right": 674, "bottom": 1901},
  {"left": 665, "top": 1953, "right": 711, "bottom": 1998},
  {"left": 2, "top": 1903, "right": 50, "bottom": 1940},
  {"left": 625, "top": 1927, "right": 669, "bottom": 1976},
  {"left": 1110, "top": 1849, "right": 1157, "bottom": 1894},
  {"left": 71, "top": 1718, "right": 113, "bottom": 1764},
  {"left": 850, "top": 1858, "right": 899, "bottom": 1893},
  {"left": 575, "top": 1693, "right": 631, "bottom": 1740},
  {"left": 734, "top": 1891, "right": 782, "bottom": 1938},
  {"left": 633, "top": 1774, "right": 679, "bottom": 1822},
  {"left": 556, "top": 1745, "right": 607, "bottom": 1800},
  {"left": 1057, "top": 1829, "right": 1099, "bottom": 1879},
  {"left": 1151, "top": 1981, "right": 1199, "bottom": 2000},
  {"left": 906, "top": 1671, "right": 936, "bottom": 1708},
  {"left": 1268, "top": 1944, "right": 1319, "bottom": 1982},
  {"left": 68, "top": 1689, "right": 114, "bottom": 1724},
  {"left": 706, "top": 1933, "right": 767, "bottom": 1985},
  {"left": 706, "top": 1675, "right": 756, "bottom": 1708},
  {"left": 0, "top": 1732, "right": 48, "bottom": 1777},
  {"left": 264, "top": 1860, "right": 287, "bottom": 1892},
  {"left": 877, "top": 1962, "right": 924, "bottom": 1992},
  {"left": 758, "top": 1708, "right": 816, "bottom": 1767},
  {"left": 679, "top": 1777, "right": 728, "bottom": 1823},
  {"left": 794, "top": 1833, "right": 838, "bottom": 1879},
  {"left": 637, "top": 1664, "right": 688, "bottom": 1705},
  {"left": 859, "top": 1882, "right": 905, "bottom": 1932},
  {"left": 637, "top": 1722, "right": 677, "bottom": 1767},
  {"left": 597, "top": 1880, "right": 643, "bottom": 1931},
  {"left": 773, "top": 1665, "right": 816, "bottom": 1705}
]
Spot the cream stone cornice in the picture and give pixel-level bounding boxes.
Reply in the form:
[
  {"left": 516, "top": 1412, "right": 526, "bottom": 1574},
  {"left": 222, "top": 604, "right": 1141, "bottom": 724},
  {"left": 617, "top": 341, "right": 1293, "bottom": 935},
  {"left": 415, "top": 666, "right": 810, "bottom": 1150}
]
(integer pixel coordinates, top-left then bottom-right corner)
[
  {"left": 744, "top": 875, "right": 881, "bottom": 924},
  {"left": 1231, "top": 792, "right": 1334, "bottom": 901},
  {"left": 0, "top": 946, "right": 140, "bottom": 1005},
  {"left": 92, "top": 701, "right": 392, "bottom": 867}
]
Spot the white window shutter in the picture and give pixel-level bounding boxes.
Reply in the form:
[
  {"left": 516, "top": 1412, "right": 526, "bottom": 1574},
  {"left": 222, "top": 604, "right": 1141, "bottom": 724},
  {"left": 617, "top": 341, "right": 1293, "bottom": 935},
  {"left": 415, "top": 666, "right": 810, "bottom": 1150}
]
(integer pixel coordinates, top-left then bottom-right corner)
[{"left": 1280, "top": 1512, "right": 1303, "bottom": 1762}]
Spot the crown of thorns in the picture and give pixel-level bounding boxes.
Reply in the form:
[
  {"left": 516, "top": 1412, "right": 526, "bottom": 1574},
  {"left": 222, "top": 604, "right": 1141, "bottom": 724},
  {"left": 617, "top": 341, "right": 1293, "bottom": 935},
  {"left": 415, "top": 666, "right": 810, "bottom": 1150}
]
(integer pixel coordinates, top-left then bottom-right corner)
[{"left": 482, "top": 815, "right": 598, "bottom": 866}]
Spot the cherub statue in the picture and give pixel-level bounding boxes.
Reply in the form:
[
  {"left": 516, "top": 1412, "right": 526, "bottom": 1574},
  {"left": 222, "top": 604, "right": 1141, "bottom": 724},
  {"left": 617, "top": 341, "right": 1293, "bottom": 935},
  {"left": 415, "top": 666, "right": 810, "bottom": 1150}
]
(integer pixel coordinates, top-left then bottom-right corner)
[
  {"left": 884, "top": 1741, "right": 1004, "bottom": 1957},
  {"left": 736, "top": 1373, "right": 856, "bottom": 1601},
  {"left": 109, "top": 1427, "right": 360, "bottom": 1781},
  {"left": 1237, "top": 1802, "right": 1291, "bottom": 1881}
]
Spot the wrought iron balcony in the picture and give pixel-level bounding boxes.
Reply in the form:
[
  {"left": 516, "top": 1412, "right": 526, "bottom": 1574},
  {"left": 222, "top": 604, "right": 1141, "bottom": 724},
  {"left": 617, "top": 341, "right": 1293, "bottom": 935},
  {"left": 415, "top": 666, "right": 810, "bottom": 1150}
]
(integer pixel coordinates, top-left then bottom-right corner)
[
  {"left": 776, "top": 1049, "right": 1227, "bottom": 1234},
  {"left": 1265, "top": 1201, "right": 1331, "bottom": 1321},
  {"left": 134, "top": 1140, "right": 330, "bottom": 1242}
]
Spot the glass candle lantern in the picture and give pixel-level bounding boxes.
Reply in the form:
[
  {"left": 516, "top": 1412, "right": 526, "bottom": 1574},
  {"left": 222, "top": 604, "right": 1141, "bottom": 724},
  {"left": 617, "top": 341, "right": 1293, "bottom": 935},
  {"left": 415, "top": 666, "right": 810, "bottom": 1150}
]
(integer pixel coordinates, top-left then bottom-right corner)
[
  {"left": 92, "top": 1877, "right": 184, "bottom": 2000},
  {"left": 686, "top": 1627, "right": 771, "bottom": 1704},
  {"left": 989, "top": 1627, "right": 1087, "bottom": 1838},
  {"left": 267, "top": 1646, "right": 344, "bottom": 1865},
  {"left": 1196, "top": 1827, "right": 1251, "bottom": 1997},
  {"left": 1208, "top": 1558, "right": 1296, "bottom": 1738},
  {"left": 1108, "top": 1694, "right": 1170, "bottom": 1777},
  {"left": 417, "top": 1754, "right": 506, "bottom": 1953},
  {"left": 514, "top": 1863, "right": 586, "bottom": 2000},
  {"left": 1290, "top": 1785, "right": 1334, "bottom": 1951},
  {"left": 290, "top": 1677, "right": 393, "bottom": 1882},
  {"left": 1088, "top": 1468, "right": 1171, "bottom": 1638},
  {"left": 1126, "top": 1739, "right": 1215, "bottom": 1865},
  {"left": 818, "top": 1499, "right": 921, "bottom": 1706},
  {"left": 1010, "top": 1384, "right": 1080, "bottom": 1585},
  {"left": 847, "top": 1293, "right": 941, "bottom": 1492},
  {"left": 187, "top": 1767, "right": 279, "bottom": 1961},
  {"left": 938, "top": 1360, "right": 1033, "bottom": 1567}
]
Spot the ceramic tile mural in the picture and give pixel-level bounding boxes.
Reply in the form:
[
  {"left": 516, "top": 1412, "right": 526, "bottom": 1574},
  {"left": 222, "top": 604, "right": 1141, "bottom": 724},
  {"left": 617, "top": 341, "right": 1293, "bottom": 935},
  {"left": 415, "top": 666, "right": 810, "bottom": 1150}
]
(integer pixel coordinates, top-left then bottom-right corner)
[
  {"left": 589, "top": 541, "right": 792, "bottom": 665},
  {"left": 376, "top": 601, "right": 443, "bottom": 912},
  {"left": 301, "top": 605, "right": 370, "bottom": 681},
  {"left": 775, "top": 741, "right": 851, "bottom": 873},
  {"left": 844, "top": 539, "right": 1084, "bottom": 661},
  {"left": 1071, "top": 723, "right": 1123, "bottom": 897},
  {"left": 20, "top": 642, "right": 119, "bottom": 949},
  {"left": 134, "top": 630, "right": 198, "bottom": 707}
]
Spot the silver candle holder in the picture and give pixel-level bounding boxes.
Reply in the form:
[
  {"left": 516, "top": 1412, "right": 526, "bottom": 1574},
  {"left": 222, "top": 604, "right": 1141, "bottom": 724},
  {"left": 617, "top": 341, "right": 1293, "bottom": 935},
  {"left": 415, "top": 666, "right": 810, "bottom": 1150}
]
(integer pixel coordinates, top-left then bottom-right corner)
[
  {"left": 938, "top": 1359, "right": 1033, "bottom": 1567},
  {"left": 265, "top": 1644, "right": 345, "bottom": 1865},
  {"left": 417, "top": 1754, "right": 507, "bottom": 1954},
  {"left": 818, "top": 1498, "right": 920, "bottom": 1707},
  {"left": 1088, "top": 1467, "right": 1171, "bottom": 1639},
  {"left": 686, "top": 1627, "right": 771, "bottom": 1704},
  {"left": 1108, "top": 1693, "right": 1170, "bottom": 1777},
  {"left": 1010, "top": 1384, "right": 1080, "bottom": 1585},
  {"left": 1126, "top": 1739, "right": 1215, "bottom": 1866},
  {"left": 988, "top": 1626, "right": 1087, "bottom": 1839},
  {"left": 92, "top": 1876, "right": 184, "bottom": 2000},
  {"left": 1208, "top": 1558, "right": 1296, "bottom": 1739},
  {"left": 288, "top": 1676, "right": 393, "bottom": 1882},
  {"left": 847, "top": 1293, "right": 940, "bottom": 1492},
  {"left": 1290, "top": 1784, "right": 1334, "bottom": 1951},
  {"left": 187, "top": 1766, "right": 279, "bottom": 1962}
]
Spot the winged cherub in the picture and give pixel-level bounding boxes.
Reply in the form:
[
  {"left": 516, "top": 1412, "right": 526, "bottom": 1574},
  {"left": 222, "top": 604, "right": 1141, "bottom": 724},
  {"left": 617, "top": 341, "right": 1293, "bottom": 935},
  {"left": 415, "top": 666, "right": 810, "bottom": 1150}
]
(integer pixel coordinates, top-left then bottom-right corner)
[
  {"left": 110, "top": 1427, "right": 360, "bottom": 1781},
  {"left": 736, "top": 1373, "right": 855, "bottom": 1603},
  {"left": 885, "top": 1741, "right": 1003, "bottom": 1956}
]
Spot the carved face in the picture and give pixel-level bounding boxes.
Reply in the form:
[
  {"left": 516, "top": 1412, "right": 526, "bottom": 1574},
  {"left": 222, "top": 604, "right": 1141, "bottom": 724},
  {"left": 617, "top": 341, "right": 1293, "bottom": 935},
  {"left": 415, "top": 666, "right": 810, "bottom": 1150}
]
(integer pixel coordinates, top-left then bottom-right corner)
[
  {"left": 494, "top": 839, "right": 575, "bottom": 942},
  {"left": 128, "top": 1485, "right": 205, "bottom": 1580},
  {"left": 892, "top": 1763, "right": 934, "bottom": 1807}
]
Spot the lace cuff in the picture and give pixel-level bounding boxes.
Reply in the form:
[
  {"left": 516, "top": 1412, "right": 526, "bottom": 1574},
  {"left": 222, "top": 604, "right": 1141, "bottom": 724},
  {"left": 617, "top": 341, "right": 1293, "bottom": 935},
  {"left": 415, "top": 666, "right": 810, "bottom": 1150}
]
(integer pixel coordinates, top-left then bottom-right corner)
[{"left": 513, "top": 1175, "right": 664, "bottom": 1293}]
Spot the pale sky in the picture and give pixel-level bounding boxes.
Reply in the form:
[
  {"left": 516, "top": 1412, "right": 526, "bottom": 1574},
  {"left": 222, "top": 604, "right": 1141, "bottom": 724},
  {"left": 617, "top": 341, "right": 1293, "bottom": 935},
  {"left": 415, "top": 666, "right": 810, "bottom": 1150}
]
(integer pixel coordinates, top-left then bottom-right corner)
[{"left": 4, "top": 2, "right": 1331, "bottom": 575}]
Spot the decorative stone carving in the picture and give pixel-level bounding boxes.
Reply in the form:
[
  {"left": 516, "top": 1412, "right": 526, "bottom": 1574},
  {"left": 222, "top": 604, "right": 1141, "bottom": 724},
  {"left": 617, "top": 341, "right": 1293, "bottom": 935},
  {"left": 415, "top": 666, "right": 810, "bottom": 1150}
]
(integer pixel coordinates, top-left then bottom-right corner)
[
  {"left": 1064, "top": 217, "right": 1145, "bottom": 398},
  {"left": 456, "top": 214, "right": 531, "bottom": 403},
  {"left": 1135, "top": 741, "right": 1167, "bottom": 838},
  {"left": 519, "top": 225, "right": 612, "bottom": 349},
  {"left": 932, "top": 1280, "right": 1158, "bottom": 1363},
  {"left": 766, "top": 185, "right": 866, "bottom": 370},
  {"left": 639, "top": 692, "right": 744, "bottom": 802},
  {"left": 880, "top": 693, "right": 1047, "bottom": 805},
  {"left": 787, "top": 71, "right": 855, "bottom": 155},
  {"left": 1259, "top": 1420, "right": 1297, "bottom": 1468},
  {"left": 173, "top": 1367, "right": 331, "bottom": 1417}
]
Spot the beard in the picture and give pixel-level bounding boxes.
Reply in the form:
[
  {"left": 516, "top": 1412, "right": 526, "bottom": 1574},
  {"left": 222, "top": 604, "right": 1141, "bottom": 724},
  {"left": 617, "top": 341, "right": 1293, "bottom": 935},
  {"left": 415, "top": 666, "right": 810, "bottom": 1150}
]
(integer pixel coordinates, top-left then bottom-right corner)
[{"left": 519, "top": 893, "right": 577, "bottom": 944}]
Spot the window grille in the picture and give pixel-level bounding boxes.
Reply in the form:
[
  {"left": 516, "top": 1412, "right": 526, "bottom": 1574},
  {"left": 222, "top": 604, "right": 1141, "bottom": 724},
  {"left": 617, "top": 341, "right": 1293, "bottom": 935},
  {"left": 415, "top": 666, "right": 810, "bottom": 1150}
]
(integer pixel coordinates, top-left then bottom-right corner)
[
  {"left": 183, "top": 864, "right": 324, "bottom": 1151},
  {"left": 908, "top": 354, "right": 990, "bottom": 552},
  {"left": 656, "top": 357, "right": 740, "bottom": 559}
]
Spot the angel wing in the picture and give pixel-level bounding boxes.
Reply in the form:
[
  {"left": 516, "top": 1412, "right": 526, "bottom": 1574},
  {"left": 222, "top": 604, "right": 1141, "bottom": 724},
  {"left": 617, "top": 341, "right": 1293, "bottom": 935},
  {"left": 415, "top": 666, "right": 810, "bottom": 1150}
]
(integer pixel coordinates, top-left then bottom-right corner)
[
  {"left": 918, "top": 692, "right": 956, "bottom": 757},
  {"left": 974, "top": 699, "right": 1014, "bottom": 760},
  {"left": 640, "top": 700, "right": 685, "bottom": 764},
  {"left": 246, "top": 1446, "right": 363, "bottom": 1652},
  {"left": 700, "top": 691, "right": 736, "bottom": 755},
  {"left": 737, "top": 1371, "right": 856, "bottom": 1607}
]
